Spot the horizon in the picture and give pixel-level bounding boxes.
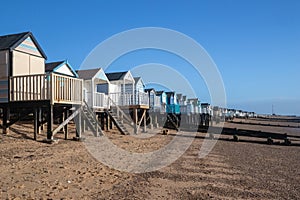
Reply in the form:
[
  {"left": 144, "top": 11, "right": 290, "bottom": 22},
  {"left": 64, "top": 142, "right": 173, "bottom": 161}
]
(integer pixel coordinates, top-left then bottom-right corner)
[{"left": 0, "top": 0, "right": 299, "bottom": 115}]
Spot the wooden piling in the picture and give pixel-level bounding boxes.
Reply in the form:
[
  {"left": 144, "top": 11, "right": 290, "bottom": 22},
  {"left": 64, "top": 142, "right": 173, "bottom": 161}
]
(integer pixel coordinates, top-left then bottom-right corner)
[
  {"left": 47, "top": 105, "right": 53, "bottom": 140},
  {"left": 76, "top": 107, "right": 82, "bottom": 138},
  {"left": 133, "top": 108, "right": 138, "bottom": 134},
  {"left": 2, "top": 107, "right": 9, "bottom": 134},
  {"left": 64, "top": 109, "right": 69, "bottom": 140},
  {"left": 33, "top": 108, "right": 38, "bottom": 140}
]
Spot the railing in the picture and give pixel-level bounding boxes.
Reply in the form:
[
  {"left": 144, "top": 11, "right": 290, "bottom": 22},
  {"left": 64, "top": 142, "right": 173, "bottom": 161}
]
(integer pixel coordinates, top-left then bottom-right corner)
[
  {"left": 109, "top": 92, "right": 149, "bottom": 106},
  {"left": 135, "top": 91, "right": 149, "bottom": 105},
  {"left": 10, "top": 73, "right": 83, "bottom": 105},
  {"left": 51, "top": 73, "right": 82, "bottom": 104},
  {"left": 10, "top": 74, "right": 49, "bottom": 101},
  {"left": 85, "top": 92, "right": 109, "bottom": 109}
]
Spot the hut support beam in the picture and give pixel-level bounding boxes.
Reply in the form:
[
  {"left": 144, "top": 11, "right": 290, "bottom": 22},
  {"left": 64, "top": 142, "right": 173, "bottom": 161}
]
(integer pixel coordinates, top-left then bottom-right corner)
[
  {"left": 2, "top": 107, "right": 9, "bottom": 134},
  {"left": 64, "top": 109, "right": 69, "bottom": 140},
  {"left": 133, "top": 108, "right": 138, "bottom": 134},
  {"left": 76, "top": 107, "right": 82, "bottom": 138},
  {"left": 47, "top": 105, "right": 53, "bottom": 140},
  {"left": 34, "top": 108, "right": 38, "bottom": 140}
]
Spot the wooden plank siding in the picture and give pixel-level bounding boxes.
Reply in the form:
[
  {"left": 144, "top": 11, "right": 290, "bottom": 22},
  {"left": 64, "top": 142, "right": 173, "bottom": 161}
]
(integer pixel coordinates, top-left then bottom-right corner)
[{"left": 9, "top": 73, "right": 83, "bottom": 105}]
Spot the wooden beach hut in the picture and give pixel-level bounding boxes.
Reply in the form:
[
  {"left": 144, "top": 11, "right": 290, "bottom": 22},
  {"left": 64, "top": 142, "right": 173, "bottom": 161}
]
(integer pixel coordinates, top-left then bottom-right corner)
[
  {"left": 0, "top": 32, "right": 83, "bottom": 140},
  {"left": 155, "top": 90, "right": 167, "bottom": 113},
  {"left": 133, "top": 77, "right": 148, "bottom": 105},
  {"left": 165, "top": 91, "right": 180, "bottom": 114},
  {"left": 145, "top": 88, "right": 161, "bottom": 112},
  {"left": 77, "top": 68, "right": 110, "bottom": 110},
  {"left": 106, "top": 71, "right": 135, "bottom": 106}
]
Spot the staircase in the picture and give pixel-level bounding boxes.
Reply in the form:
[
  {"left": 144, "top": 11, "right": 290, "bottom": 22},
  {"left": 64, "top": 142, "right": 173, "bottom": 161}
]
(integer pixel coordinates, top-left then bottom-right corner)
[
  {"left": 166, "top": 113, "right": 179, "bottom": 131},
  {"left": 82, "top": 101, "right": 104, "bottom": 136},
  {"left": 106, "top": 110, "right": 130, "bottom": 135},
  {"left": 106, "top": 97, "right": 135, "bottom": 135}
]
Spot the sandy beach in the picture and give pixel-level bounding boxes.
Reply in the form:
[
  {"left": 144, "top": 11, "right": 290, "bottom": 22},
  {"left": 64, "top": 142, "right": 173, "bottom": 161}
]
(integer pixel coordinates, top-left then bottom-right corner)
[{"left": 0, "top": 116, "right": 300, "bottom": 199}]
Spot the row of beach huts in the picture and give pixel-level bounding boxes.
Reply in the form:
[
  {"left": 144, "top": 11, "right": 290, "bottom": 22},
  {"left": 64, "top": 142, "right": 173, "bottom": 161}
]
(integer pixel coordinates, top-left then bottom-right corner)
[{"left": 0, "top": 31, "right": 256, "bottom": 141}]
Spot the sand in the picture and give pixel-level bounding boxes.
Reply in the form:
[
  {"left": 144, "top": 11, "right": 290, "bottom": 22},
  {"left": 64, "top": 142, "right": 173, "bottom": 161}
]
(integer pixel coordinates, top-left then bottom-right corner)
[{"left": 0, "top": 117, "right": 300, "bottom": 199}]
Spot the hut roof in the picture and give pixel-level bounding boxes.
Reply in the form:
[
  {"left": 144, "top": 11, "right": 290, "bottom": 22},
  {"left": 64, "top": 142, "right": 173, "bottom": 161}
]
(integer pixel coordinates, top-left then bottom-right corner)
[
  {"left": 106, "top": 71, "right": 127, "bottom": 81},
  {"left": 45, "top": 61, "right": 64, "bottom": 72},
  {"left": 76, "top": 68, "right": 100, "bottom": 80},
  {"left": 0, "top": 31, "right": 47, "bottom": 58}
]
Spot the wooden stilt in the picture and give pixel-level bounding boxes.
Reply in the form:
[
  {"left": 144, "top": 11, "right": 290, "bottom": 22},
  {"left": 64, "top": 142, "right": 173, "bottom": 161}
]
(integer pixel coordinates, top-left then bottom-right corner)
[
  {"left": 143, "top": 110, "right": 147, "bottom": 132},
  {"left": 60, "top": 108, "right": 65, "bottom": 132},
  {"left": 76, "top": 107, "right": 82, "bottom": 138},
  {"left": 109, "top": 115, "right": 113, "bottom": 129},
  {"left": 33, "top": 108, "right": 38, "bottom": 140},
  {"left": 47, "top": 104, "right": 53, "bottom": 140},
  {"left": 82, "top": 113, "right": 86, "bottom": 132},
  {"left": 100, "top": 113, "right": 104, "bottom": 130},
  {"left": 133, "top": 108, "right": 138, "bottom": 134},
  {"left": 38, "top": 108, "right": 42, "bottom": 133},
  {"left": 2, "top": 107, "right": 9, "bottom": 134},
  {"left": 149, "top": 113, "right": 153, "bottom": 130},
  {"left": 106, "top": 113, "right": 109, "bottom": 131},
  {"left": 95, "top": 114, "right": 98, "bottom": 137},
  {"left": 154, "top": 114, "right": 159, "bottom": 128},
  {"left": 64, "top": 109, "right": 69, "bottom": 140}
]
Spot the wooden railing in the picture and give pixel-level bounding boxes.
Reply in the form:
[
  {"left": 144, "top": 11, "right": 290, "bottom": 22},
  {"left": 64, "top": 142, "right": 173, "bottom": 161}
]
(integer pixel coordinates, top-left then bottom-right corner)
[
  {"left": 109, "top": 92, "right": 149, "bottom": 106},
  {"left": 135, "top": 91, "right": 149, "bottom": 105},
  {"left": 10, "top": 73, "right": 83, "bottom": 105},
  {"left": 85, "top": 92, "right": 109, "bottom": 109},
  {"left": 10, "top": 74, "right": 49, "bottom": 101}
]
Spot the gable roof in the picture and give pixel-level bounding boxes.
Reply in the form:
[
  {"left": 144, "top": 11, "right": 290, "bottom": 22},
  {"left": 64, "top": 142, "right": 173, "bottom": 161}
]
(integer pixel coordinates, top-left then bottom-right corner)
[
  {"left": 45, "top": 61, "right": 64, "bottom": 72},
  {"left": 77, "top": 69, "right": 100, "bottom": 80},
  {"left": 45, "top": 60, "right": 78, "bottom": 77},
  {"left": 134, "top": 77, "right": 145, "bottom": 86},
  {"left": 165, "top": 91, "right": 176, "bottom": 96},
  {"left": 0, "top": 31, "right": 47, "bottom": 59},
  {"left": 145, "top": 88, "right": 156, "bottom": 93},
  {"left": 134, "top": 77, "right": 141, "bottom": 83},
  {"left": 156, "top": 91, "right": 165, "bottom": 96},
  {"left": 106, "top": 71, "right": 127, "bottom": 81}
]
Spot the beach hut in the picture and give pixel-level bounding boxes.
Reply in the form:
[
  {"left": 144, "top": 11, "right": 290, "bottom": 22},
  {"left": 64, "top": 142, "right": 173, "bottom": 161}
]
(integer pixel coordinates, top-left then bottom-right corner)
[
  {"left": 145, "top": 88, "right": 161, "bottom": 112},
  {"left": 155, "top": 91, "right": 167, "bottom": 113},
  {"left": 0, "top": 32, "right": 83, "bottom": 139},
  {"left": 188, "top": 98, "right": 201, "bottom": 114},
  {"left": 165, "top": 91, "right": 180, "bottom": 114},
  {"left": 201, "top": 103, "right": 211, "bottom": 115},
  {"left": 77, "top": 68, "right": 110, "bottom": 110},
  {"left": 133, "top": 77, "right": 148, "bottom": 105},
  {"left": 106, "top": 71, "right": 135, "bottom": 106}
]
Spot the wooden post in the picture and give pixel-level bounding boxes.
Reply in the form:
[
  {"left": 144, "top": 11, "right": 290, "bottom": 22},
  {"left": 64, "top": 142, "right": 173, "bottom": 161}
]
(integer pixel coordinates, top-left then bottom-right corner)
[
  {"left": 106, "top": 113, "right": 109, "bottom": 131},
  {"left": 100, "top": 113, "right": 105, "bottom": 130},
  {"left": 2, "top": 107, "right": 9, "bottom": 134},
  {"left": 133, "top": 108, "right": 138, "bottom": 134},
  {"left": 64, "top": 109, "right": 69, "bottom": 140},
  {"left": 95, "top": 114, "right": 98, "bottom": 137},
  {"left": 143, "top": 110, "right": 147, "bottom": 132},
  {"left": 38, "top": 108, "right": 43, "bottom": 133},
  {"left": 109, "top": 115, "right": 113, "bottom": 129},
  {"left": 76, "top": 108, "right": 82, "bottom": 138},
  {"left": 82, "top": 114, "right": 86, "bottom": 132},
  {"left": 34, "top": 108, "right": 38, "bottom": 140},
  {"left": 47, "top": 104, "right": 53, "bottom": 140},
  {"left": 149, "top": 113, "right": 153, "bottom": 130}
]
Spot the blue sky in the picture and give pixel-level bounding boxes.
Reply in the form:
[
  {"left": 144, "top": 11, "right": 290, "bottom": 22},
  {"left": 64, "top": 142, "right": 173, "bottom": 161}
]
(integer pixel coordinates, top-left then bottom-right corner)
[{"left": 1, "top": 0, "right": 299, "bottom": 115}]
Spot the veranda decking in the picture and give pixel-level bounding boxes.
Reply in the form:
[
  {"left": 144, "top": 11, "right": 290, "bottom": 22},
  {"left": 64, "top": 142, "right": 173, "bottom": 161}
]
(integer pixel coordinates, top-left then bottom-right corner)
[{"left": 9, "top": 73, "right": 83, "bottom": 105}]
